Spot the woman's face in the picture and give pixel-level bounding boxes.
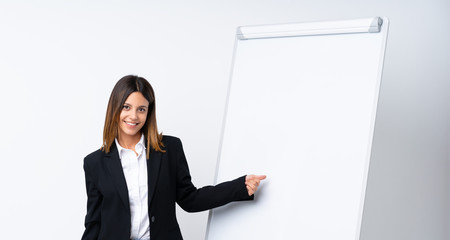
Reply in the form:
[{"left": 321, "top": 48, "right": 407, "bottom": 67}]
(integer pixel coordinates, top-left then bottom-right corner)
[{"left": 118, "top": 91, "right": 149, "bottom": 139}]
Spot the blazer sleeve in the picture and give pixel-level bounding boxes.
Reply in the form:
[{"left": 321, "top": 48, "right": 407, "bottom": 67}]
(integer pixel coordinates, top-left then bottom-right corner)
[
  {"left": 172, "top": 138, "right": 253, "bottom": 213},
  {"left": 81, "top": 156, "right": 103, "bottom": 240}
]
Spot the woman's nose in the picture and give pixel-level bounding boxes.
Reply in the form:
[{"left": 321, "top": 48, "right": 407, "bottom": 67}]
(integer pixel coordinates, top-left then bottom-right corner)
[{"left": 129, "top": 110, "right": 138, "bottom": 120}]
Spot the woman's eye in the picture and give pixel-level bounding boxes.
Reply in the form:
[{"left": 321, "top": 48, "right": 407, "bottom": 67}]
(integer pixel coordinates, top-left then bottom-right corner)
[
  {"left": 138, "top": 108, "right": 146, "bottom": 112},
  {"left": 123, "top": 105, "right": 130, "bottom": 110}
]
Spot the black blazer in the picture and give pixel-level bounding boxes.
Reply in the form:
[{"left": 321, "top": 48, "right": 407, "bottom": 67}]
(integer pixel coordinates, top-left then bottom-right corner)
[{"left": 82, "top": 135, "right": 252, "bottom": 240}]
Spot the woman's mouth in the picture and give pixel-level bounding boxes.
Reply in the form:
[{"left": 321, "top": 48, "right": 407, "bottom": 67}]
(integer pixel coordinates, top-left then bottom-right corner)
[{"left": 125, "top": 121, "right": 138, "bottom": 126}]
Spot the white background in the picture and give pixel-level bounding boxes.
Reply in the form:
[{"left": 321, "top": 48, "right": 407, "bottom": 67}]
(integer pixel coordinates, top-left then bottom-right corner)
[{"left": 0, "top": 1, "right": 448, "bottom": 240}]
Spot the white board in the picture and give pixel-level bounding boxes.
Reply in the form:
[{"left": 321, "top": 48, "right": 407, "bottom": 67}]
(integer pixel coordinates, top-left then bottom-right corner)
[{"left": 206, "top": 17, "right": 389, "bottom": 240}]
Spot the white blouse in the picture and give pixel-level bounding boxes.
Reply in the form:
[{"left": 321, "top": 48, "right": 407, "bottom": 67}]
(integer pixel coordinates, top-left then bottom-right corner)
[{"left": 115, "top": 135, "right": 150, "bottom": 239}]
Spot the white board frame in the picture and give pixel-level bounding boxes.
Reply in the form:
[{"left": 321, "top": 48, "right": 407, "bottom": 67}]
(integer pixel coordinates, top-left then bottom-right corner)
[{"left": 206, "top": 17, "right": 389, "bottom": 240}]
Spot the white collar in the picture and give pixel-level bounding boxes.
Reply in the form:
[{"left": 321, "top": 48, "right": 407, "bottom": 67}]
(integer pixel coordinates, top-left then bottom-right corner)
[{"left": 115, "top": 134, "right": 146, "bottom": 159}]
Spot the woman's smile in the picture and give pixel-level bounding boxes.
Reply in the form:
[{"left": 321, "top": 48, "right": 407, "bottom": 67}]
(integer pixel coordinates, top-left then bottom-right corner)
[{"left": 124, "top": 121, "right": 139, "bottom": 127}]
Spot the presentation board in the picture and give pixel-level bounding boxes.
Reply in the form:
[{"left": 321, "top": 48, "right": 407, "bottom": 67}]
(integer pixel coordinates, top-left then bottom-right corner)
[{"left": 206, "top": 17, "right": 389, "bottom": 240}]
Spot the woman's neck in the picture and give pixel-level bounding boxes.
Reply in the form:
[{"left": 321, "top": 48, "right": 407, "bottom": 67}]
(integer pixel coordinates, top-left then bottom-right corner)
[{"left": 117, "top": 133, "right": 141, "bottom": 151}]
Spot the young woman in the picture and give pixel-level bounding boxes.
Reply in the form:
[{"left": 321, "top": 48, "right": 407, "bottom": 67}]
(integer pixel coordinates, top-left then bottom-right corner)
[{"left": 82, "top": 75, "right": 265, "bottom": 240}]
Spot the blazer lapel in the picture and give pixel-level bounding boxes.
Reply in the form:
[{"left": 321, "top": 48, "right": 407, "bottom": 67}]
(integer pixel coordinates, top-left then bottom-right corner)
[
  {"left": 105, "top": 143, "right": 130, "bottom": 212},
  {"left": 148, "top": 149, "right": 162, "bottom": 207}
]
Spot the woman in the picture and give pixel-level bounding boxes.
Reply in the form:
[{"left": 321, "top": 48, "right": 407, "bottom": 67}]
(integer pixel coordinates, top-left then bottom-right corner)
[{"left": 82, "top": 75, "right": 265, "bottom": 240}]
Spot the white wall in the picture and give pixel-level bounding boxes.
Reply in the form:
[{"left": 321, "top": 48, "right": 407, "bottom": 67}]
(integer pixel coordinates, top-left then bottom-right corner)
[{"left": 0, "top": 1, "right": 448, "bottom": 239}]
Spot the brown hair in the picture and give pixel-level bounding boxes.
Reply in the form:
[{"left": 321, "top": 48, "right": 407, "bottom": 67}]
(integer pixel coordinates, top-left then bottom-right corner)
[{"left": 101, "top": 75, "right": 164, "bottom": 157}]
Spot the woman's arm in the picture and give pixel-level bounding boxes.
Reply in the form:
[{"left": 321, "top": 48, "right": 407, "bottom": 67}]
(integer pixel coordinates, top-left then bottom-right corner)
[
  {"left": 171, "top": 137, "right": 263, "bottom": 212},
  {"left": 81, "top": 158, "right": 103, "bottom": 240}
]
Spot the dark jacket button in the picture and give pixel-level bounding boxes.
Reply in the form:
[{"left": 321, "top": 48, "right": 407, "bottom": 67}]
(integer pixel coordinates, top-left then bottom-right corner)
[{"left": 151, "top": 216, "right": 155, "bottom": 223}]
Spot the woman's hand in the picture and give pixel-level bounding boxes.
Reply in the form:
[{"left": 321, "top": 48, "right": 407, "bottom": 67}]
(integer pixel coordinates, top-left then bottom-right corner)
[{"left": 245, "top": 175, "right": 267, "bottom": 196}]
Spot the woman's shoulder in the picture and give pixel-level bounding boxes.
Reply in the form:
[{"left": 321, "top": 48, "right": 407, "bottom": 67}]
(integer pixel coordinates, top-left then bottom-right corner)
[
  {"left": 161, "top": 135, "right": 183, "bottom": 149},
  {"left": 84, "top": 148, "right": 106, "bottom": 165},
  {"left": 161, "top": 135, "right": 180, "bottom": 143}
]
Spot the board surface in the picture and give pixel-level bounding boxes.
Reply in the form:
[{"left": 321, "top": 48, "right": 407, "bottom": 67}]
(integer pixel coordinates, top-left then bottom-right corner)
[{"left": 206, "top": 17, "right": 389, "bottom": 240}]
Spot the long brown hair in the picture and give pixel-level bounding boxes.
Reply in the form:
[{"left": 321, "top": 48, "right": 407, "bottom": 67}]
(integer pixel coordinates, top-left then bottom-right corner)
[{"left": 101, "top": 75, "right": 164, "bottom": 158}]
